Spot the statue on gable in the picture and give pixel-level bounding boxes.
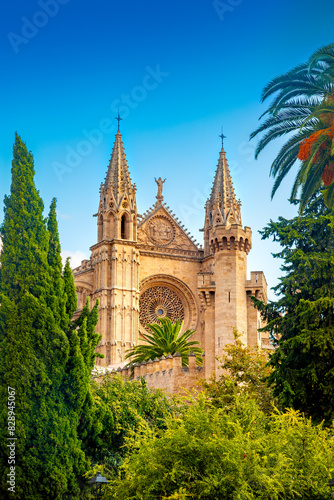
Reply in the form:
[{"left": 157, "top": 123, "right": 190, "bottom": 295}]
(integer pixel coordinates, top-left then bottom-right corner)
[{"left": 155, "top": 177, "right": 166, "bottom": 203}]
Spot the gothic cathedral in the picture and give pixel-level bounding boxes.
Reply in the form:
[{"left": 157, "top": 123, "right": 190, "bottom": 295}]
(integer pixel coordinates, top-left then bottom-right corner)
[{"left": 73, "top": 130, "right": 268, "bottom": 378}]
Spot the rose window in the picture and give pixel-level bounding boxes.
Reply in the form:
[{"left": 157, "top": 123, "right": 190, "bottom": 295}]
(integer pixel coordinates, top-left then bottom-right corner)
[{"left": 139, "top": 286, "right": 185, "bottom": 331}]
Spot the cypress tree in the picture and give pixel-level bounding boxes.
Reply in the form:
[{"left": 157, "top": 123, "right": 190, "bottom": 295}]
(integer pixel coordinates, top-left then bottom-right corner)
[
  {"left": 60, "top": 253, "right": 102, "bottom": 456},
  {"left": 70, "top": 299, "right": 103, "bottom": 458},
  {"left": 46, "top": 172, "right": 102, "bottom": 480},
  {"left": 63, "top": 257, "right": 77, "bottom": 321},
  {"left": 46, "top": 194, "right": 102, "bottom": 491},
  {"left": 47, "top": 198, "right": 68, "bottom": 331},
  {"left": 0, "top": 135, "right": 82, "bottom": 498},
  {"left": 254, "top": 195, "right": 334, "bottom": 423}
]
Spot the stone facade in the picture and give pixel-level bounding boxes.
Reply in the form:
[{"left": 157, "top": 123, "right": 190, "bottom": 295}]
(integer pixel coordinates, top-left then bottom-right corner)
[{"left": 73, "top": 130, "right": 268, "bottom": 382}]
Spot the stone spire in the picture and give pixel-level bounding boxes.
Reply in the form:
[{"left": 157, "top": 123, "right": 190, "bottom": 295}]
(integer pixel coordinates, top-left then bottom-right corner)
[
  {"left": 96, "top": 131, "right": 137, "bottom": 243},
  {"left": 102, "top": 131, "right": 136, "bottom": 207},
  {"left": 206, "top": 146, "right": 242, "bottom": 227}
]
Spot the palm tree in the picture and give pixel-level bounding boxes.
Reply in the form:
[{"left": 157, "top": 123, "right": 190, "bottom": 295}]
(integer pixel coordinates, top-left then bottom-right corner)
[
  {"left": 125, "top": 317, "right": 203, "bottom": 367},
  {"left": 250, "top": 43, "right": 334, "bottom": 212}
]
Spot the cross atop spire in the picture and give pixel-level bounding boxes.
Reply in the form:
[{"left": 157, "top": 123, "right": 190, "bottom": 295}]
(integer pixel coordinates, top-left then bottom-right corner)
[
  {"left": 219, "top": 128, "right": 226, "bottom": 149},
  {"left": 115, "top": 110, "right": 123, "bottom": 131}
]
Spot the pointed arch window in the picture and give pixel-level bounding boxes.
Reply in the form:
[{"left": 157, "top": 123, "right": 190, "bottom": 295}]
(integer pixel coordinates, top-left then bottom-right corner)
[{"left": 121, "top": 214, "right": 127, "bottom": 239}]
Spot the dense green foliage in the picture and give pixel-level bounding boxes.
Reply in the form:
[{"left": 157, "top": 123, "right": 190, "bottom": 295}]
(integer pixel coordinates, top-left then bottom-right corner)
[
  {"left": 253, "top": 195, "right": 334, "bottom": 424},
  {"left": 86, "top": 374, "right": 177, "bottom": 472},
  {"left": 105, "top": 394, "right": 334, "bottom": 499},
  {"left": 47, "top": 197, "right": 68, "bottom": 330},
  {"left": 125, "top": 317, "right": 203, "bottom": 367},
  {"left": 201, "top": 329, "right": 274, "bottom": 414},
  {"left": 0, "top": 134, "right": 73, "bottom": 498},
  {"left": 0, "top": 135, "right": 100, "bottom": 498},
  {"left": 103, "top": 326, "right": 334, "bottom": 499},
  {"left": 250, "top": 43, "right": 334, "bottom": 212},
  {"left": 63, "top": 256, "right": 78, "bottom": 320}
]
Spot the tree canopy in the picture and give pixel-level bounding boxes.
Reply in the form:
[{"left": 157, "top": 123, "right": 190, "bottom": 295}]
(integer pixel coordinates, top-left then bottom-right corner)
[
  {"left": 85, "top": 374, "right": 177, "bottom": 472},
  {"left": 253, "top": 194, "right": 334, "bottom": 424},
  {"left": 0, "top": 134, "right": 100, "bottom": 499},
  {"left": 201, "top": 329, "right": 274, "bottom": 414},
  {"left": 250, "top": 43, "right": 334, "bottom": 212},
  {"left": 104, "top": 393, "right": 334, "bottom": 500}
]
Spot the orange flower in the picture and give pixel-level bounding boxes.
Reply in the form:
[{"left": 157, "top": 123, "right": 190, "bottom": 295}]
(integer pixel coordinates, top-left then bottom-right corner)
[
  {"left": 314, "top": 141, "right": 327, "bottom": 162},
  {"left": 298, "top": 138, "right": 313, "bottom": 160},
  {"left": 298, "top": 129, "right": 332, "bottom": 161},
  {"left": 322, "top": 161, "right": 334, "bottom": 186}
]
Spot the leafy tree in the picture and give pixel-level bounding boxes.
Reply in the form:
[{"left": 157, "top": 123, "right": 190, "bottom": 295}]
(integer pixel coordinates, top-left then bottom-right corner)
[
  {"left": 63, "top": 256, "right": 77, "bottom": 320},
  {"left": 202, "top": 329, "right": 274, "bottom": 414},
  {"left": 71, "top": 299, "right": 103, "bottom": 460},
  {"left": 125, "top": 318, "right": 203, "bottom": 367},
  {"left": 48, "top": 201, "right": 103, "bottom": 493},
  {"left": 253, "top": 194, "right": 334, "bottom": 424},
  {"left": 0, "top": 134, "right": 80, "bottom": 498},
  {"left": 105, "top": 393, "right": 334, "bottom": 499},
  {"left": 47, "top": 197, "right": 68, "bottom": 330},
  {"left": 0, "top": 135, "right": 101, "bottom": 498},
  {"left": 85, "top": 374, "right": 177, "bottom": 472},
  {"left": 250, "top": 43, "right": 334, "bottom": 211}
]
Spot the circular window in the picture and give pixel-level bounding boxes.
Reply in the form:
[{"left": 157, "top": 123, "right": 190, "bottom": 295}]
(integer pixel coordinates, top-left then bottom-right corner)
[
  {"left": 139, "top": 286, "right": 184, "bottom": 331},
  {"left": 139, "top": 275, "right": 198, "bottom": 336}
]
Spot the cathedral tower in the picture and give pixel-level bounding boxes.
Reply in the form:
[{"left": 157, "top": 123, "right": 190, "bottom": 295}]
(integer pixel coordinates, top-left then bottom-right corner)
[
  {"left": 203, "top": 142, "right": 252, "bottom": 372},
  {"left": 90, "top": 130, "right": 140, "bottom": 364}
]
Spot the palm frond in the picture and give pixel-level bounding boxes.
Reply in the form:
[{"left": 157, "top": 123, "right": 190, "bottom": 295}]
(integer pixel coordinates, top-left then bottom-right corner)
[
  {"left": 125, "top": 317, "right": 203, "bottom": 367},
  {"left": 322, "top": 182, "right": 334, "bottom": 208},
  {"left": 254, "top": 121, "right": 311, "bottom": 159},
  {"left": 269, "top": 132, "right": 308, "bottom": 178},
  {"left": 251, "top": 43, "right": 334, "bottom": 205},
  {"left": 298, "top": 162, "right": 324, "bottom": 213},
  {"left": 261, "top": 63, "right": 309, "bottom": 101},
  {"left": 308, "top": 43, "right": 334, "bottom": 71},
  {"left": 270, "top": 154, "right": 300, "bottom": 199}
]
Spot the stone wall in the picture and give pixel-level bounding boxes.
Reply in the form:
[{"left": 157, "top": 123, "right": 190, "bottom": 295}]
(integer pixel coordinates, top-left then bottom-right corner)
[{"left": 93, "top": 352, "right": 205, "bottom": 394}]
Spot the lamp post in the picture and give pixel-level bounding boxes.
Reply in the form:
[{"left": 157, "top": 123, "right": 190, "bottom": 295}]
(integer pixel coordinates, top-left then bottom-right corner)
[
  {"left": 329, "top": 477, "right": 334, "bottom": 498},
  {"left": 89, "top": 471, "right": 108, "bottom": 499}
]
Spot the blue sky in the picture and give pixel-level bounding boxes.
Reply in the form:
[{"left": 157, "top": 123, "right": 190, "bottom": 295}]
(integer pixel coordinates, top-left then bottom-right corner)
[{"left": 1, "top": 0, "right": 334, "bottom": 300}]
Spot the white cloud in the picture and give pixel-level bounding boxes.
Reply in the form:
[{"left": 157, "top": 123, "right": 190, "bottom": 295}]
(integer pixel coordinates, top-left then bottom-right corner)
[
  {"left": 57, "top": 211, "right": 71, "bottom": 220},
  {"left": 61, "top": 250, "right": 88, "bottom": 269}
]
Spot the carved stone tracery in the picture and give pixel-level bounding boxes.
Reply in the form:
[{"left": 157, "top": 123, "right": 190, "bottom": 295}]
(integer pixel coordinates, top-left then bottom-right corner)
[
  {"left": 139, "top": 286, "right": 185, "bottom": 330},
  {"left": 139, "top": 275, "right": 198, "bottom": 336}
]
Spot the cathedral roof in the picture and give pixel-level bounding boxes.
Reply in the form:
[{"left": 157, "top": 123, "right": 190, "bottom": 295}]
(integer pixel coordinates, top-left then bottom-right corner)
[
  {"left": 102, "top": 131, "right": 136, "bottom": 203},
  {"left": 207, "top": 146, "right": 242, "bottom": 226}
]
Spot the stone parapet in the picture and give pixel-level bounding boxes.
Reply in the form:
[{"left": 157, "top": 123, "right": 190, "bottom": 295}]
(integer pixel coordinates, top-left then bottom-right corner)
[
  {"left": 246, "top": 271, "right": 267, "bottom": 294},
  {"left": 92, "top": 352, "right": 205, "bottom": 394},
  {"left": 209, "top": 224, "right": 252, "bottom": 254},
  {"left": 73, "top": 259, "right": 93, "bottom": 274}
]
